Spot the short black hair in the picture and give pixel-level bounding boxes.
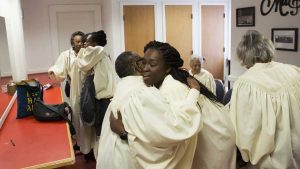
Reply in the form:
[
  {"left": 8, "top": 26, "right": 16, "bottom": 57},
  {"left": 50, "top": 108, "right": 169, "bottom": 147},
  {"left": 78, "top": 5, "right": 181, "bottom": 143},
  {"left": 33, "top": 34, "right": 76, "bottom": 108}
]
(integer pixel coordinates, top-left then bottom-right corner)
[
  {"left": 70, "top": 31, "right": 85, "bottom": 46},
  {"left": 115, "top": 51, "right": 141, "bottom": 78},
  {"left": 90, "top": 30, "right": 107, "bottom": 47}
]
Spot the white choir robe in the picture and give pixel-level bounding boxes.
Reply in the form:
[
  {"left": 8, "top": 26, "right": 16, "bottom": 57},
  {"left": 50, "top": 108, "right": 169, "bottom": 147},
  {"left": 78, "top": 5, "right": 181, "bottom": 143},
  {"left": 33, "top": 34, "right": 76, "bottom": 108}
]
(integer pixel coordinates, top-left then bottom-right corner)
[
  {"left": 191, "top": 95, "right": 236, "bottom": 169},
  {"left": 49, "top": 46, "right": 114, "bottom": 155},
  {"left": 159, "top": 75, "right": 236, "bottom": 169},
  {"left": 230, "top": 61, "right": 300, "bottom": 169},
  {"left": 97, "top": 75, "right": 202, "bottom": 169},
  {"left": 189, "top": 69, "right": 216, "bottom": 95},
  {"left": 77, "top": 46, "right": 115, "bottom": 100},
  {"left": 77, "top": 46, "right": 115, "bottom": 156},
  {"left": 48, "top": 48, "right": 74, "bottom": 104},
  {"left": 48, "top": 48, "right": 95, "bottom": 154},
  {"left": 48, "top": 48, "right": 78, "bottom": 82}
]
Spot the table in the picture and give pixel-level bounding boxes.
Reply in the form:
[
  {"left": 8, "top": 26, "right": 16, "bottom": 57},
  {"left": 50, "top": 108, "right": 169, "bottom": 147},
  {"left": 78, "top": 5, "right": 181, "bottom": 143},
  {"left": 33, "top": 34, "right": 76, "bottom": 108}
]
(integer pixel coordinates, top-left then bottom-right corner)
[
  {"left": 0, "top": 87, "right": 75, "bottom": 169},
  {"left": 0, "top": 92, "right": 12, "bottom": 119}
]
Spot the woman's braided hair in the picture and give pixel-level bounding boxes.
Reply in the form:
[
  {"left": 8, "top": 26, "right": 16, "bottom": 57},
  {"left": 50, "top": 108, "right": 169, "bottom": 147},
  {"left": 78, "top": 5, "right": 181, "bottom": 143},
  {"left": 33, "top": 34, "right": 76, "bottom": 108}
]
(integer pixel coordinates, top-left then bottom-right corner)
[{"left": 144, "top": 41, "right": 218, "bottom": 103}]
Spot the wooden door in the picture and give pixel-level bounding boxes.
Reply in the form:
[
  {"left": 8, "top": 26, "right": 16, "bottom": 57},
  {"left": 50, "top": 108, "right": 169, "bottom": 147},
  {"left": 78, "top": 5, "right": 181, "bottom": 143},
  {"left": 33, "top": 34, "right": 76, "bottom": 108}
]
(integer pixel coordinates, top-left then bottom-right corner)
[
  {"left": 201, "top": 5, "right": 224, "bottom": 80},
  {"left": 56, "top": 11, "right": 97, "bottom": 60},
  {"left": 124, "top": 5, "right": 155, "bottom": 56},
  {"left": 165, "top": 5, "right": 192, "bottom": 69}
]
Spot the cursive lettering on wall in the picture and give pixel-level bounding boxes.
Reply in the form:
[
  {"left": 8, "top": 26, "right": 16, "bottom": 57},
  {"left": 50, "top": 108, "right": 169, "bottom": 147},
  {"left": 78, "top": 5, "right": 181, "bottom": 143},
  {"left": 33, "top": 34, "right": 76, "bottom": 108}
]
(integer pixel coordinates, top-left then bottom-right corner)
[{"left": 260, "top": 0, "right": 300, "bottom": 16}]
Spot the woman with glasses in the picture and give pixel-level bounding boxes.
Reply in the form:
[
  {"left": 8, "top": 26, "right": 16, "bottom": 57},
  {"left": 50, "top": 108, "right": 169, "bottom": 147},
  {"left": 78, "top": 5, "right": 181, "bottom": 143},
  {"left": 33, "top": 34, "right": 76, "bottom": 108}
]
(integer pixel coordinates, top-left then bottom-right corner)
[{"left": 96, "top": 51, "right": 202, "bottom": 169}]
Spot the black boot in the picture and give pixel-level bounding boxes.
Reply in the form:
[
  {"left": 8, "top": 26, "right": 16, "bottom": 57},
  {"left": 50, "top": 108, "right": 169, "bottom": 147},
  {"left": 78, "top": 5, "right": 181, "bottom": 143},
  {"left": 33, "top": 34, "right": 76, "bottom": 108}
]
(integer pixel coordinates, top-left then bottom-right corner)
[
  {"left": 84, "top": 150, "right": 95, "bottom": 162},
  {"left": 73, "top": 143, "right": 80, "bottom": 151}
]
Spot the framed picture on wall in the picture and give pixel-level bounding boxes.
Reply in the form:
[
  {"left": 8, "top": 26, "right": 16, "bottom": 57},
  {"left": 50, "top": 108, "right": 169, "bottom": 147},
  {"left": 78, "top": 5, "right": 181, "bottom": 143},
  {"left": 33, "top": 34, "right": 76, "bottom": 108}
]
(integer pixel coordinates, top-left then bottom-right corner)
[
  {"left": 236, "top": 7, "right": 255, "bottom": 27},
  {"left": 271, "top": 28, "right": 298, "bottom": 51}
]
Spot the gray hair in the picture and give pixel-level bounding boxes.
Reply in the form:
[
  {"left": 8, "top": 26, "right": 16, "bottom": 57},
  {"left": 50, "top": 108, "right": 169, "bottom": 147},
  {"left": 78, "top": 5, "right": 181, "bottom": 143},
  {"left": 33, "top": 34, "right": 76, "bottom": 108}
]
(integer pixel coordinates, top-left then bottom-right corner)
[
  {"left": 190, "top": 54, "right": 204, "bottom": 65},
  {"left": 237, "top": 30, "right": 275, "bottom": 68},
  {"left": 115, "top": 51, "right": 141, "bottom": 78}
]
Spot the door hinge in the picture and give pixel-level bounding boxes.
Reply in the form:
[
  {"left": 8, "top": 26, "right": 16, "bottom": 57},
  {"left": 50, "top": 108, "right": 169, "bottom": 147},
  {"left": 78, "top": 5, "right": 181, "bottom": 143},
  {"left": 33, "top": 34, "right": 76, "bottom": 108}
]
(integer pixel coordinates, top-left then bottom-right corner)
[
  {"left": 191, "top": 50, "right": 193, "bottom": 54},
  {"left": 223, "top": 47, "right": 225, "bottom": 52},
  {"left": 123, "top": 15, "right": 125, "bottom": 21},
  {"left": 223, "top": 13, "right": 225, "bottom": 18},
  {"left": 191, "top": 13, "right": 193, "bottom": 19}
]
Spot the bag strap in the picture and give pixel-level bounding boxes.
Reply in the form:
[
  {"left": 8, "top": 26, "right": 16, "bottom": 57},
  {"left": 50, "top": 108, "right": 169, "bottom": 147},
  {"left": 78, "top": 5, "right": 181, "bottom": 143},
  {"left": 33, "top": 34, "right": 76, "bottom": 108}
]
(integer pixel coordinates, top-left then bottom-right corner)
[{"left": 36, "top": 99, "right": 76, "bottom": 135}]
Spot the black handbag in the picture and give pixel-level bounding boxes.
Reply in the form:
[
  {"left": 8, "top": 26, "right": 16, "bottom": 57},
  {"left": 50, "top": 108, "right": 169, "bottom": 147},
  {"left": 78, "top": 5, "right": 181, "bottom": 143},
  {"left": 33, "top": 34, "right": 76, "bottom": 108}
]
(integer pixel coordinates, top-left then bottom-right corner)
[
  {"left": 33, "top": 99, "right": 76, "bottom": 135},
  {"left": 80, "top": 74, "right": 96, "bottom": 127}
]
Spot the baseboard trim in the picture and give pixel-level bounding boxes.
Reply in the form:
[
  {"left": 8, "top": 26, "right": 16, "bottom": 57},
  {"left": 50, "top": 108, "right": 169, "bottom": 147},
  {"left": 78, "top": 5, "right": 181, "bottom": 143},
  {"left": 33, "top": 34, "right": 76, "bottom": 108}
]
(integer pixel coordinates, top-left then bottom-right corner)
[{"left": 1, "top": 69, "right": 48, "bottom": 77}]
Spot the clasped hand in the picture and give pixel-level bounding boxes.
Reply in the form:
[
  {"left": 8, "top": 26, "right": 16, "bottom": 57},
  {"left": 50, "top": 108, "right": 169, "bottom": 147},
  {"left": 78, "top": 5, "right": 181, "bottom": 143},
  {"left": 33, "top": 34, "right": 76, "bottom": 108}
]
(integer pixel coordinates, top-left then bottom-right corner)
[{"left": 110, "top": 111, "right": 126, "bottom": 135}]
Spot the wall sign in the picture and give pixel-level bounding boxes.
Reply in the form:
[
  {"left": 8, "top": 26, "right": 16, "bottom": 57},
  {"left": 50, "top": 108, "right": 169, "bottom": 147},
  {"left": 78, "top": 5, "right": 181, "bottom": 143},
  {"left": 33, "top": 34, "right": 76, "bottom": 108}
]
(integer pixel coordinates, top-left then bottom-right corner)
[{"left": 260, "top": 0, "right": 300, "bottom": 16}]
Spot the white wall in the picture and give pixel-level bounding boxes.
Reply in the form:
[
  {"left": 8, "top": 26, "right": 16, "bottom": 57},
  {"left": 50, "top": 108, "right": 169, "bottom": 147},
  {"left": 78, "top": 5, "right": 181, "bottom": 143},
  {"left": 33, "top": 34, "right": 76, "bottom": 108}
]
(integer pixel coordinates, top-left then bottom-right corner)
[
  {"left": 0, "top": 16, "right": 10, "bottom": 76},
  {"left": 230, "top": 0, "right": 300, "bottom": 80},
  {"left": 21, "top": 0, "right": 102, "bottom": 74},
  {"left": 99, "top": 0, "right": 122, "bottom": 66},
  {"left": 0, "top": 0, "right": 27, "bottom": 81},
  {"left": 9, "top": 0, "right": 299, "bottom": 83},
  {"left": 20, "top": 0, "right": 231, "bottom": 77}
]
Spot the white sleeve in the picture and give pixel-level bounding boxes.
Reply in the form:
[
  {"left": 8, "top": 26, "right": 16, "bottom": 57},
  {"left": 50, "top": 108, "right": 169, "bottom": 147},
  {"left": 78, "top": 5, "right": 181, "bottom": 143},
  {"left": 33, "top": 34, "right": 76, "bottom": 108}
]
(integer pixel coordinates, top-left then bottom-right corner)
[
  {"left": 230, "top": 80, "right": 276, "bottom": 164},
  {"left": 123, "top": 87, "right": 202, "bottom": 146},
  {"left": 93, "top": 56, "right": 116, "bottom": 99},
  {"left": 48, "top": 51, "right": 68, "bottom": 81},
  {"left": 77, "top": 46, "right": 105, "bottom": 72}
]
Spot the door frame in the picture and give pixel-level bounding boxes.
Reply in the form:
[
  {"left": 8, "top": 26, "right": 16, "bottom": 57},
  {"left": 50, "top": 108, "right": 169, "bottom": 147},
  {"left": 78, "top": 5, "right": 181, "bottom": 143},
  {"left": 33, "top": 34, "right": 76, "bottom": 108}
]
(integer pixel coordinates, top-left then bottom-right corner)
[
  {"left": 120, "top": 2, "right": 159, "bottom": 52},
  {"left": 199, "top": 1, "right": 231, "bottom": 83}
]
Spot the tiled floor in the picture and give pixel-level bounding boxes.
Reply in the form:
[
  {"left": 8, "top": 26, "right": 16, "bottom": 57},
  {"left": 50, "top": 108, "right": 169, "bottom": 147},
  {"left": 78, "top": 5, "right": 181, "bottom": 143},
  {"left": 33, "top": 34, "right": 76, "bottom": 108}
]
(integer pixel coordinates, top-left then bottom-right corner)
[{"left": 0, "top": 73, "right": 96, "bottom": 169}]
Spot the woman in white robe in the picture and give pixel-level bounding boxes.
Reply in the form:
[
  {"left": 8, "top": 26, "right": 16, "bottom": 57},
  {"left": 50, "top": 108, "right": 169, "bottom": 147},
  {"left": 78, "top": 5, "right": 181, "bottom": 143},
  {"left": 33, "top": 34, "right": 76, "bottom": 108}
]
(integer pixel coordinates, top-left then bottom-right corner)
[
  {"left": 189, "top": 55, "right": 216, "bottom": 95},
  {"left": 48, "top": 31, "right": 96, "bottom": 153},
  {"left": 142, "top": 42, "right": 235, "bottom": 169},
  {"left": 48, "top": 31, "right": 84, "bottom": 82},
  {"left": 49, "top": 31, "right": 115, "bottom": 156},
  {"left": 110, "top": 41, "right": 236, "bottom": 169},
  {"left": 76, "top": 31, "right": 115, "bottom": 157},
  {"left": 230, "top": 30, "right": 300, "bottom": 169},
  {"left": 97, "top": 51, "right": 202, "bottom": 169},
  {"left": 76, "top": 45, "right": 114, "bottom": 156}
]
